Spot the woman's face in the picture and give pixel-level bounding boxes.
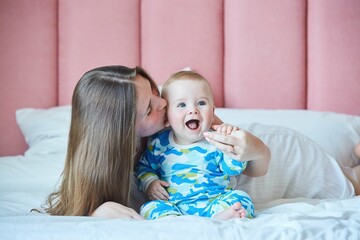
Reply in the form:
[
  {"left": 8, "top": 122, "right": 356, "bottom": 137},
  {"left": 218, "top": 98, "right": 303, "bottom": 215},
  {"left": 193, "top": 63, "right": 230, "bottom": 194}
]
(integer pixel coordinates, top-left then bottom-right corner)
[{"left": 135, "top": 75, "right": 167, "bottom": 137}]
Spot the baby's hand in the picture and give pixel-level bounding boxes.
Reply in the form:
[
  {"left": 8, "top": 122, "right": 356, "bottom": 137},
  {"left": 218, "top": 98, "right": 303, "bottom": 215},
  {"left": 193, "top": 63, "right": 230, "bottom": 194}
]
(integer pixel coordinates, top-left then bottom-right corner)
[
  {"left": 212, "top": 123, "right": 239, "bottom": 135},
  {"left": 145, "top": 179, "right": 170, "bottom": 200}
]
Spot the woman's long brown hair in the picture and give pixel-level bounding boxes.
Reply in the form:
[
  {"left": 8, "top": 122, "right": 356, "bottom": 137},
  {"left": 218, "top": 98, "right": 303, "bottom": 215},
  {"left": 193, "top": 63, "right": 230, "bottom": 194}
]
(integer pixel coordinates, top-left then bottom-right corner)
[{"left": 46, "top": 65, "right": 156, "bottom": 216}]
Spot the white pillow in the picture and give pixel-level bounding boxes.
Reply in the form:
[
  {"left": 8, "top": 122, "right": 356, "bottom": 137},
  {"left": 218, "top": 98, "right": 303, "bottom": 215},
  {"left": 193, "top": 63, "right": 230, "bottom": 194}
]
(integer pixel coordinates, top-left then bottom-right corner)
[
  {"left": 14, "top": 106, "right": 357, "bottom": 205},
  {"left": 16, "top": 105, "right": 71, "bottom": 156},
  {"left": 235, "top": 123, "right": 354, "bottom": 205},
  {"left": 216, "top": 108, "right": 360, "bottom": 168}
]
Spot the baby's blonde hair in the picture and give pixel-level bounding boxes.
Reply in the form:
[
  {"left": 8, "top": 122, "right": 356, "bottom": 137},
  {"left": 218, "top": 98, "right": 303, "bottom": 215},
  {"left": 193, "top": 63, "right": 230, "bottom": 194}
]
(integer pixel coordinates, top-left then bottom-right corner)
[{"left": 161, "top": 70, "right": 214, "bottom": 104}]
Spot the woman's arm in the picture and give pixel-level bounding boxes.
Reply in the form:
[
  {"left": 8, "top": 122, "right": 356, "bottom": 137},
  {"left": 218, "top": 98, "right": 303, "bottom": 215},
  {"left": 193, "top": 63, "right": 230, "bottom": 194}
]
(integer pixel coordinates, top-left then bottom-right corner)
[{"left": 91, "top": 201, "right": 144, "bottom": 219}]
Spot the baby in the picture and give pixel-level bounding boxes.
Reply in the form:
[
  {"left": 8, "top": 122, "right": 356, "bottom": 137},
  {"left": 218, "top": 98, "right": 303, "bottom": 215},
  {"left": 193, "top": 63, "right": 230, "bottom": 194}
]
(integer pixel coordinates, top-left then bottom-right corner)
[{"left": 137, "top": 70, "right": 254, "bottom": 220}]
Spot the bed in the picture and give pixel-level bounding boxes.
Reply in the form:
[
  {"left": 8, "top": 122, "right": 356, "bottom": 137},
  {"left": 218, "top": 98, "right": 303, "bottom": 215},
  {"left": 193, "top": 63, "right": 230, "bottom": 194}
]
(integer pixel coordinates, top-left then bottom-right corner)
[{"left": 1, "top": 1, "right": 360, "bottom": 239}]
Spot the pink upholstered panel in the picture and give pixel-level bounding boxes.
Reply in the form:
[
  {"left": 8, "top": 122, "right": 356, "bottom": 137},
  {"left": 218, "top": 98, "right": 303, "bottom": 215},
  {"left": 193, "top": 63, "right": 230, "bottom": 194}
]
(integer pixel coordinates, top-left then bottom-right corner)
[
  {"left": 0, "top": 0, "right": 57, "bottom": 156},
  {"left": 58, "top": 0, "right": 141, "bottom": 105},
  {"left": 1, "top": 1, "right": 360, "bottom": 156},
  {"left": 308, "top": 0, "right": 360, "bottom": 115},
  {"left": 224, "top": 0, "right": 307, "bottom": 109},
  {"left": 141, "top": 0, "right": 224, "bottom": 107}
]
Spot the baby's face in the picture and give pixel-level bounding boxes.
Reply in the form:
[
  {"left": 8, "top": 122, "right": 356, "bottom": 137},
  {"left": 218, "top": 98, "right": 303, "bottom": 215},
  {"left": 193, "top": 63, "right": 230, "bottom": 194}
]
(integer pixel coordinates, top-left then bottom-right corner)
[{"left": 165, "top": 79, "right": 214, "bottom": 145}]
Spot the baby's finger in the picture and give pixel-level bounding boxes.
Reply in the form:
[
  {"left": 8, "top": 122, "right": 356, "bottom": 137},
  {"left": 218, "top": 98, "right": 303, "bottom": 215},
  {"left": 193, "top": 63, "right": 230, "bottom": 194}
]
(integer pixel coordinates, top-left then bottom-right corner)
[
  {"left": 228, "top": 126, "right": 239, "bottom": 135},
  {"left": 226, "top": 126, "right": 233, "bottom": 135},
  {"left": 160, "top": 180, "right": 170, "bottom": 187},
  {"left": 157, "top": 193, "right": 167, "bottom": 200},
  {"left": 160, "top": 189, "right": 169, "bottom": 199},
  {"left": 216, "top": 126, "right": 226, "bottom": 135},
  {"left": 151, "top": 192, "right": 163, "bottom": 201}
]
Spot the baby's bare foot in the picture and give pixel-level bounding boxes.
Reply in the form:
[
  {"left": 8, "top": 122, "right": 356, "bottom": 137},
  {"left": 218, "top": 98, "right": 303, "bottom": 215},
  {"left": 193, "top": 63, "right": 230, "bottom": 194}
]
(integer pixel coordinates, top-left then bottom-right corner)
[{"left": 213, "top": 202, "right": 247, "bottom": 220}]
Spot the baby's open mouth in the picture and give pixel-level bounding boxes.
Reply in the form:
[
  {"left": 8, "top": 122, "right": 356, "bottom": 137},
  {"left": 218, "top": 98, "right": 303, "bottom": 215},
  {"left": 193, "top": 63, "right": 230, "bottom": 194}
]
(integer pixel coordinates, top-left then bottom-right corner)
[{"left": 186, "top": 119, "right": 200, "bottom": 130}]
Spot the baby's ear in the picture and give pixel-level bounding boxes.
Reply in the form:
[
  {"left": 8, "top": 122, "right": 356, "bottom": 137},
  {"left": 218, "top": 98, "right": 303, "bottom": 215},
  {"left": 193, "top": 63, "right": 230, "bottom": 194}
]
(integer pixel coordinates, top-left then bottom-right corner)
[{"left": 164, "top": 116, "right": 170, "bottom": 128}]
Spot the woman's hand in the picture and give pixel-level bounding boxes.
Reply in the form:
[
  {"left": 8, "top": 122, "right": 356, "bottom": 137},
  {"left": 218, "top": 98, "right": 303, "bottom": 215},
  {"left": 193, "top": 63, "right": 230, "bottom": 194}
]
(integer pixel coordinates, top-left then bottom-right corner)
[
  {"left": 91, "top": 201, "right": 144, "bottom": 220},
  {"left": 146, "top": 179, "right": 170, "bottom": 200},
  {"left": 204, "top": 126, "right": 250, "bottom": 160},
  {"left": 203, "top": 126, "right": 270, "bottom": 177}
]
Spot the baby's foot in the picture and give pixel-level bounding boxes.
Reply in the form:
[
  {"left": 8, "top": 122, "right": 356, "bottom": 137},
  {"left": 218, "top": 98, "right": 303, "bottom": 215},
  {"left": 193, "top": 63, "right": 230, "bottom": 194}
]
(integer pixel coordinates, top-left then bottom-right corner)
[{"left": 213, "top": 202, "right": 247, "bottom": 220}]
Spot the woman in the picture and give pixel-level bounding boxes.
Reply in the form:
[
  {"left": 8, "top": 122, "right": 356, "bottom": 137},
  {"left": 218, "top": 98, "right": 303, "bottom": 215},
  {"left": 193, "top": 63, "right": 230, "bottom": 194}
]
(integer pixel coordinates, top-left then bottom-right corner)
[{"left": 45, "top": 65, "right": 270, "bottom": 219}]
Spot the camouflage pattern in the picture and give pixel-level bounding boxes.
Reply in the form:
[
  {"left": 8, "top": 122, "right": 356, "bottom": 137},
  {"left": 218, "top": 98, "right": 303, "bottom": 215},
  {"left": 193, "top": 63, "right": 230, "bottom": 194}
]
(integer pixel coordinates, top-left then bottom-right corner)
[{"left": 137, "top": 128, "right": 254, "bottom": 219}]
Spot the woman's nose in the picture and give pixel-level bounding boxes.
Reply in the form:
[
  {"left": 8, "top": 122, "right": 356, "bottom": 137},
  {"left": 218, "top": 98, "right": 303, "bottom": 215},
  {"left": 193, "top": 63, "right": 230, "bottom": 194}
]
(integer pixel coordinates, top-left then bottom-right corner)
[{"left": 188, "top": 107, "right": 199, "bottom": 114}]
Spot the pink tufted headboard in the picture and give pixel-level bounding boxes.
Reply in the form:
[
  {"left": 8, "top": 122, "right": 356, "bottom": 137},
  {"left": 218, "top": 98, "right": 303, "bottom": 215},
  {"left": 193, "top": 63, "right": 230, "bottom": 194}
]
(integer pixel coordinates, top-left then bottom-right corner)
[{"left": 1, "top": 0, "right": 360, "bottom": 156}]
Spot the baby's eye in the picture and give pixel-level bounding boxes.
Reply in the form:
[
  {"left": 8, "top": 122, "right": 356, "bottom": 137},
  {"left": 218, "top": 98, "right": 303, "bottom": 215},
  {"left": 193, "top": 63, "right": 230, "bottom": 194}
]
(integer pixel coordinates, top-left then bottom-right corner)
[
  {"left": 177, "top": 102, "right": 186, "bottom": 108},
  {"left": 198, "top": 101, "right": 206, "bottom": 106}
]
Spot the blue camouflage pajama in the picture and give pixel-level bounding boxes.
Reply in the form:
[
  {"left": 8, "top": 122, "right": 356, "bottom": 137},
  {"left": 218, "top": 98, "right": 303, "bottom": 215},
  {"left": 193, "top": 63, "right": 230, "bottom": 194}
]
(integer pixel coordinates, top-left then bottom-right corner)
[{"left": 137, "top": 128, "right": 254, "bottom": 219}]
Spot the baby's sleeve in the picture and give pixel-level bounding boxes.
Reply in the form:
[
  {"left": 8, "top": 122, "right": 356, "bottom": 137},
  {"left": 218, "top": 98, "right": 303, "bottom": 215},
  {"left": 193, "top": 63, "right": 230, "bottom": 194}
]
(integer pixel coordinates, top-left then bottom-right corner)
[
  {"left": 219, "top": 153, "right": 248, "bottom": 176},
  {"left": 136, "top": 143, "right": 160, "bottom": 192}
]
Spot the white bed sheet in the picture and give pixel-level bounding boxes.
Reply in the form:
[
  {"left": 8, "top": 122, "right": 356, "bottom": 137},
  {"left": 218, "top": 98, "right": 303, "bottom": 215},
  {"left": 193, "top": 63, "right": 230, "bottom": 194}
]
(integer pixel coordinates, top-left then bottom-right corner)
[
  {"left": 1, "top": 198, "right": 360, "bottom": 239},
  {"left": 1, "top": 153, "right": 359, "bottom": 239},
  {"left": 1, "top": 107, "right": 360, "bottom": 239}
]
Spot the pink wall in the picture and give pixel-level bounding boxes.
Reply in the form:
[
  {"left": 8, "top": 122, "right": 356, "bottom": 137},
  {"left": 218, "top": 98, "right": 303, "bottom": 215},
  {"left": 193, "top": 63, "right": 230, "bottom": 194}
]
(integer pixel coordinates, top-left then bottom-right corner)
[
  {"left": 1, "top": 0, "right": 360, "bottom": 156},
  {"left": 308, "top": 0, "right": 360, "bottom": 113},
  {"left": 58, "top": 0, "right": 141, "bottom": 105},
  {"left": 224, "top": 0, "right": 307, "bottom": 109},
  {"left": 0, "top": 0, "right": 58, "bottom": 156},
  {"left": 141, "top": 0, "right": 224, "bottom": 107}
]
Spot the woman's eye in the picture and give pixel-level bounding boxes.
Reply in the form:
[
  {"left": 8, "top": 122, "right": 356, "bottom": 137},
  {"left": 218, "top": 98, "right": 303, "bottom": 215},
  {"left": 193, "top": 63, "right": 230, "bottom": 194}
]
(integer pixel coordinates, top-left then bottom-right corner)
[
  {"left": 177, "top": 102, "right": 186, "bottom": 108},
  {"left": 198, "top": 101, "right": 206, "bottom": 106}
]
